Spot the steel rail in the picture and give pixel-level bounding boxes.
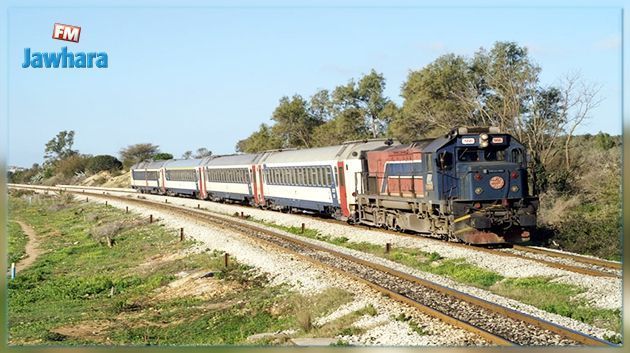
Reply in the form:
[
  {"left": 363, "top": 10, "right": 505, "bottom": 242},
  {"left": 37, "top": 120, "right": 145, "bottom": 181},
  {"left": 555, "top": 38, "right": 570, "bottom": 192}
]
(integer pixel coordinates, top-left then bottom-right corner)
[{"left": 512, "top": 245, "right": 622, "bottom": 271}]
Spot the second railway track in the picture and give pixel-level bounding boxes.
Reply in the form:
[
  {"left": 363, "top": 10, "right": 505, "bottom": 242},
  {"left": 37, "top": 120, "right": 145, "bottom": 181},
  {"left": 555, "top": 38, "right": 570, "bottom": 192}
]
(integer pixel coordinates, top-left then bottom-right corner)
[{"left": 10, "top": 184, "right": 616, "bottom": 346}]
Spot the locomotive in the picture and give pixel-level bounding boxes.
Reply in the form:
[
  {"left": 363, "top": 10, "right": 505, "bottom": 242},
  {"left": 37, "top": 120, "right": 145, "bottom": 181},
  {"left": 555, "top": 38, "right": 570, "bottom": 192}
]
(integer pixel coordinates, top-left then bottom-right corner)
[{"left": 130, "top": 127, "right": 538, "bottom": 244}]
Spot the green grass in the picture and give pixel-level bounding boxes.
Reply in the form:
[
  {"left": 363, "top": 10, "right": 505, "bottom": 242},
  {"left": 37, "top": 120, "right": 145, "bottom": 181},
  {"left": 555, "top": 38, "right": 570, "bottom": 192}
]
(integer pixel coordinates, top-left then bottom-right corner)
[
  {"left": 7, "top": 194, "right": 359, "bottom": 345},
  {"left": 260, "top": 219, "right": 504, "bottom": 289},
  {"left": 8, "top": 221, "right": 28, "bottom": 265},
  {"left": 257, "top": 219, "right": 620, "bottom": 336},
  {"left": 491, "top": 277, "right": 621, "bottom": 333}
]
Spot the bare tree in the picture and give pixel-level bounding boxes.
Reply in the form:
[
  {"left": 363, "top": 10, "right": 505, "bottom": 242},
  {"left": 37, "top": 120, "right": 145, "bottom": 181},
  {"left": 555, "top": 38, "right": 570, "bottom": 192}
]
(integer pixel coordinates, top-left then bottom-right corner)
[{"left": 559, "top": 72, "right": 603, "bottom": 169}]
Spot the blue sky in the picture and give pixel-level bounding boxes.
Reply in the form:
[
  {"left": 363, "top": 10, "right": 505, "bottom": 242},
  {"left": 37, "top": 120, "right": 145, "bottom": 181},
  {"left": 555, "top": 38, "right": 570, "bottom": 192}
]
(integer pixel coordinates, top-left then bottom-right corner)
[{"left": 3, "top": 1, "right": 624, "bottom": 167}]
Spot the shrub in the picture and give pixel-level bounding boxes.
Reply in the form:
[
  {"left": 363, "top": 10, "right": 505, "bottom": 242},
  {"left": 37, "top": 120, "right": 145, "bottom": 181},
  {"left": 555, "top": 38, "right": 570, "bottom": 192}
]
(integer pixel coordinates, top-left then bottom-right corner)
[
  {"left": 86, "top": 155, "right": 122, "bottom": 174},
  {"left": 89, "top": 221, "right": 126, "bottom": 247},
  {"left": 153, "top": 153, "right": 173, "bottom": 160},
  {"left": 56, "top": 155, "right": 90, "bottom": 178}
]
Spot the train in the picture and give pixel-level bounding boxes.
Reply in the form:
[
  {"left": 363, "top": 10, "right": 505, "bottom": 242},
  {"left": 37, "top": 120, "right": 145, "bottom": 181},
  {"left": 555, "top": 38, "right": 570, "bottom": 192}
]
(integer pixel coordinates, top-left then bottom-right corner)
[{"left": 130, "top": 127, "right": 538, "bottom": 244}]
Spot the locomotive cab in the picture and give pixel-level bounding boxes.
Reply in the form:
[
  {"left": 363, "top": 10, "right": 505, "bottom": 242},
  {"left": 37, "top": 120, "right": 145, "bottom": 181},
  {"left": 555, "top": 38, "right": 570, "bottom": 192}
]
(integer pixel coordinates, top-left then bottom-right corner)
[{"left": 435, "top": 127, "right": 538, "bottom": 243}]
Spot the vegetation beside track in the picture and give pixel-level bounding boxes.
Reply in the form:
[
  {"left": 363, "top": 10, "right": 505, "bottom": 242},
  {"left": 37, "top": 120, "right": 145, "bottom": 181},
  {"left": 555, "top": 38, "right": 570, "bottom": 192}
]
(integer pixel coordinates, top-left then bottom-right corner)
[
  {"left": 258, "top": 219, "right": 621, "bottom": 337},
  {"left": 8, "top": 220, "right": 28, "bottom": 265},
  {"left": 7, "top": 192, "right": 370, "bottom": 345}
]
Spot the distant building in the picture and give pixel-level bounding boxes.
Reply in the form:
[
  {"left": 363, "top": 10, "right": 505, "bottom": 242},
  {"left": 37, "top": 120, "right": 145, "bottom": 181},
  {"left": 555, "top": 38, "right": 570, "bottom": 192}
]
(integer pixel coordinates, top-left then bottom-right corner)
[{"left": 8, "top": 166, "right": 26, "bottom": 173}]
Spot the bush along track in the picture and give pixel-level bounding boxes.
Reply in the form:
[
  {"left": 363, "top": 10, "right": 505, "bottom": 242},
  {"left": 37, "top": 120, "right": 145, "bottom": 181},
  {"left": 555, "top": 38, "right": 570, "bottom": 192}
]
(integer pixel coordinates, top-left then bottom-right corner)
[
  {"left": 7, "top": 193, "right": 362, "bottom": 345},
  {"left": 256, "top": 219, "right": 621, "bottom": 340}
]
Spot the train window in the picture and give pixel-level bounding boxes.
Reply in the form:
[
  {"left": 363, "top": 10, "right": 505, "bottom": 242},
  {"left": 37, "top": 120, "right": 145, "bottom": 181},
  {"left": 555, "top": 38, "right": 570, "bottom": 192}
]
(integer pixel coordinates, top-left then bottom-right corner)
[
  {"left": 325, "top": 168, "right": 332, "bottom": 186},
  {"left": 457, "top": 149, "right": 479, "bottom": 162},
  {"left": 437, "top": 152, "right": 453, "bottom": 170},
  {"left": 312, "top": 168, "right": 317, "bottom": 186},
  {"left": 317, "top": 167, "right": 324, "bottom": 186},
  {"left": 297, "top": 168, "right": 304, "bottom": 185},
  {"left": 485, "top": 149, "right": 506, "bottom": 161},
  {"left": 306, "top": 168, "right": 311, "bottom": 186},
  {"left": 511, "top": 148, "right": 524, "bottom": 165},
  {"left": 306, "top": 168, "right": 312, "bottom": 186},
  {"left": 290, "top": 168, "right": 295, "bottom": 185}
]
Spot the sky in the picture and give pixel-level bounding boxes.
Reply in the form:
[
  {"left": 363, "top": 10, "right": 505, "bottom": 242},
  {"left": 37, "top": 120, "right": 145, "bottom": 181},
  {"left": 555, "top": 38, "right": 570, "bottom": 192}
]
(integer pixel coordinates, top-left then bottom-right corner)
[{"left": 2, "top": 1, "right": 624, "bottom": 167}]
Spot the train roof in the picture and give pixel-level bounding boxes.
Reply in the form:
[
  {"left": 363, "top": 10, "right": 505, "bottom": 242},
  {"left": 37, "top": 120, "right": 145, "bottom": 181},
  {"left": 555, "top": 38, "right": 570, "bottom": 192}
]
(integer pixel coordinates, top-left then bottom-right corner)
[
  {"left": 131, "top": 160, "right": 169, "bottom": 170},
  {"left": 259, "top": 139, "right": 400, "bottom": 164},
  {"left": 162, "top": 159, "right": 204, "bottom": 168},
  {"left": 205, "top": 153, "right": 259, "bottom": 166}
]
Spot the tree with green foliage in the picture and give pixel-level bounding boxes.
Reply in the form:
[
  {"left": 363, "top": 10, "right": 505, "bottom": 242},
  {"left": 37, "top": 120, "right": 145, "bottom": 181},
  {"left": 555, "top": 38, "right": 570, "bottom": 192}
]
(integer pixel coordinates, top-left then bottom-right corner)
[
  {"left": 119, "top": 143, "right": 160, "bottom": 168},
  {"left": 153, "top": 153, "right": 173, "bottom": 160},
  {"left": 56, "top": 154, "right": 90, "bottom": 177},
  {"left": 193, "top": 147, "right": 212, "bottom": 158},
  {"left": 357, "top": 70, "right": 394, "bottom": 138},
  {"left": 271, "top": 95, "right": 323, "bottom": 148},
  {"left": 312, "top": 108, "right": 368, "bottom": 146},
  {"left": 235, "top": 124, "right": 283, "bottom": 153},
  {"left": 44, "top": 130, "right": 77, "bottom": 162},
  {"left": 393, "top": 54, "right": 473, "bottom": 142},
  {"left": 594, "top": 132, "right": 615, "bottom": 150},
  {"left": 86, "top": 155, "right": 123, "bottom": 174}
]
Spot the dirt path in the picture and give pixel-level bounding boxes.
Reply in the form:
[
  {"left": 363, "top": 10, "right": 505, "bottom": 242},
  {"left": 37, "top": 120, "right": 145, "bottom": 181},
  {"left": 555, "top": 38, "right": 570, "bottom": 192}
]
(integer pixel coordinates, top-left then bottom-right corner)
[{"left": 13, "top": 220, "right": 43, "bottom": 273}]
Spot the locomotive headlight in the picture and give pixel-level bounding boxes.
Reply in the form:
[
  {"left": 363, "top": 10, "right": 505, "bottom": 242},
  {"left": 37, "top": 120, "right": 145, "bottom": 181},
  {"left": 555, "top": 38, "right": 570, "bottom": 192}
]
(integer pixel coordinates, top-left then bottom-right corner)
[
  {"left": 511, "top": 185, "right": 519, "bottom": 192},
  {"left": 475, "top": 187, "right": 483, "bottom": 195},
  {"left": 480, "top": 133, "right": 489, "bottom": 141},
  {"left": 480, "top": 140, "right": 489, "bottom": 148}
]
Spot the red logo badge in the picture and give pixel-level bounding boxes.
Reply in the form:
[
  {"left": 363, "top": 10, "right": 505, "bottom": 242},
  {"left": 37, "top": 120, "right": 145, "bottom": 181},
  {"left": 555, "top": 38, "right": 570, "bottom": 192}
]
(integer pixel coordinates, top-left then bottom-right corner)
[
  {"left": 52, "top": 23, "right": 81, "bottom": 43},
  {"left": 489, "top": 176, "right": 505, "bottom": 190}
]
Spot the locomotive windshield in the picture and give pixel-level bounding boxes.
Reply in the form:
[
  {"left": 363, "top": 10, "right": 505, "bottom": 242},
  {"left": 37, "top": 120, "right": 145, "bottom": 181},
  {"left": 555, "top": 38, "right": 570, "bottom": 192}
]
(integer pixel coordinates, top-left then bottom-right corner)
[{"left": 457, "top": 147, "right": 507, "bottom": 162}]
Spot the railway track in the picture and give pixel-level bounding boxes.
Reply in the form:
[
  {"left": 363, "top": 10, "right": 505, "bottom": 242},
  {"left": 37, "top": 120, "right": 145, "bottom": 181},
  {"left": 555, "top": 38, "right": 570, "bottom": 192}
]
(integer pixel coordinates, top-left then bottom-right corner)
[
  {"left": 9, "top": 184, "right": 616, "bottom": 346},
  {"left": 511, "top": 245, "right": 621, "bottom": 271},
  {"left": 329, "top": 219, "right": 622, "bottom": 279},
  {"left": 11, "top": 183, "right": 621, "bottom": 279}
]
